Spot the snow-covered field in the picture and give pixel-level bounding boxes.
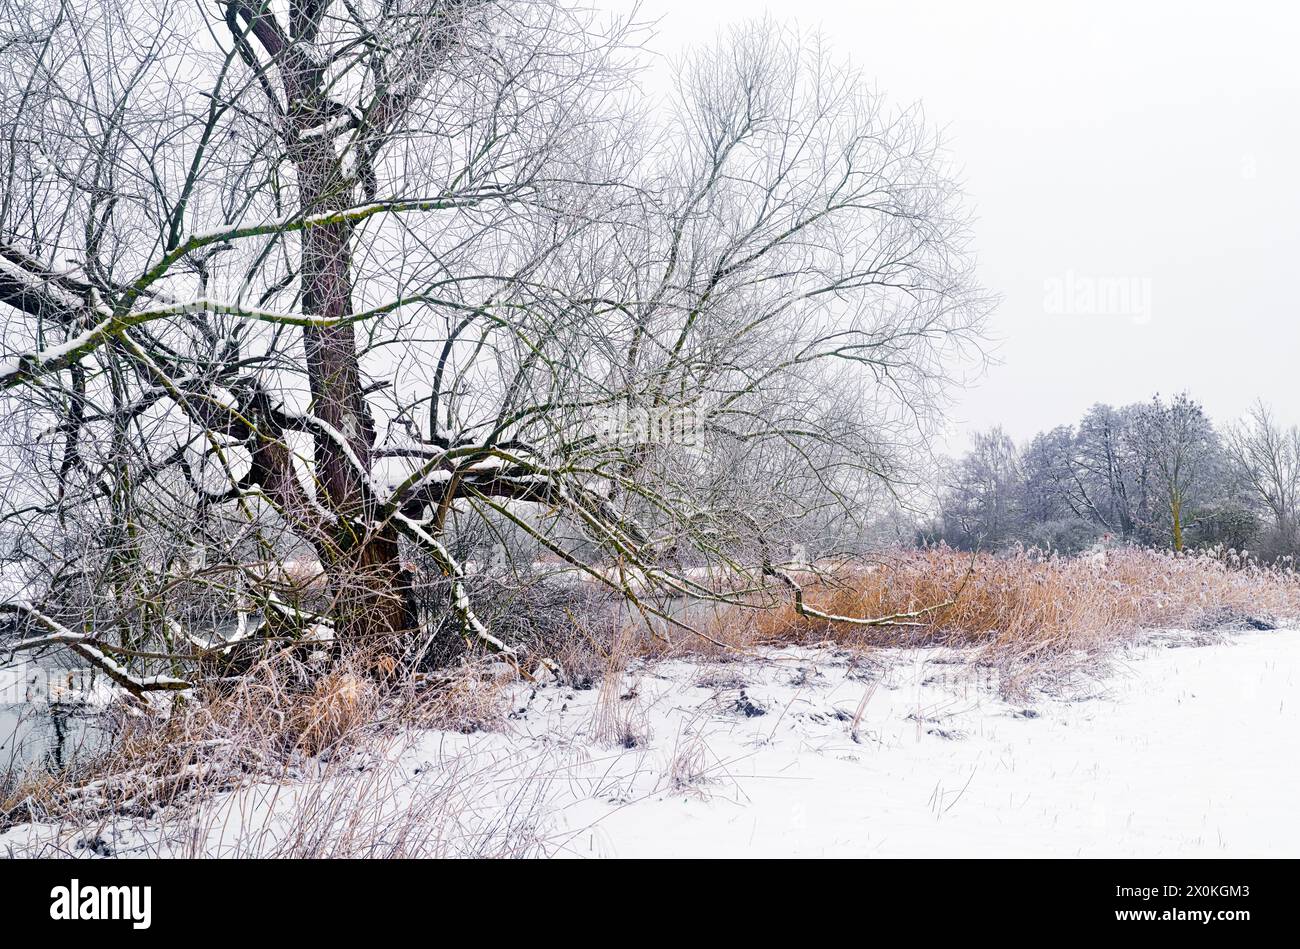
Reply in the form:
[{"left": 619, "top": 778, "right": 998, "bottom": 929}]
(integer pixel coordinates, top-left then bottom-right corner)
[
  {"left": 527, "top": 628, "right": 1300, "bottom": 857},
  {"left": 4, "top": 628, "right": 1297, "bottom": 858}
]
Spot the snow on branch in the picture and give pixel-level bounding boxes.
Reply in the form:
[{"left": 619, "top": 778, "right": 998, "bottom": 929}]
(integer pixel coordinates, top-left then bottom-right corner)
[
  {"left": 389, "top": 508, "right": 566, "bottom": 676},
  {"left": 0, "top": 302, "right": 363, "bottom": 390},
  {"left": 1, "top": 603, "right": 191, "bottom": 699},
  {"left": 760, "top": 558, "right": 972, "bottom": 629}
]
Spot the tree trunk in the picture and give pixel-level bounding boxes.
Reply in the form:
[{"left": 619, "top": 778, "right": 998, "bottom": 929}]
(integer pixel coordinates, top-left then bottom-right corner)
[
  {"left": 1170, "top": 493, "right": 1183, "bottom": 552},
  {"left": 295, "top": 146, "right": 415, "bottom": 643}
]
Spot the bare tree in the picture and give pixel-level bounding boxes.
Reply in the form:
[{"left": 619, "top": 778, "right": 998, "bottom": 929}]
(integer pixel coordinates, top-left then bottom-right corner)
[
  {"left": 1226, "top": 400, "right": 1300, "bottom": 556},
  {"left": 938, "top": 426, "right": 1023, "bottom": 550},
  {"left": 0, "top": 2, "right": 990, "bottom": 686},
  {"left": 1020, "top": 425, "right": 1077, "bottom": 523},
  {"left": 1068, "top": 403, "right": 1155, "bottom": 543},
  {"left": 1130, "top": 393, "right": 1219, "bottom": 552}
]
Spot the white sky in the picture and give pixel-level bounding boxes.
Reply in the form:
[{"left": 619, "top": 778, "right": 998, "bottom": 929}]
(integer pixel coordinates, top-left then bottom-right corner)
[{"left": 620, "top": 0, "right": 1300, "bottom": 447}]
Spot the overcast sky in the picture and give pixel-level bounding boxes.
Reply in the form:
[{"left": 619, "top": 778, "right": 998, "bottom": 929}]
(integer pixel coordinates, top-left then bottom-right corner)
[{"left": 623, "top": 0, "right": 1300, "bottom": 449}]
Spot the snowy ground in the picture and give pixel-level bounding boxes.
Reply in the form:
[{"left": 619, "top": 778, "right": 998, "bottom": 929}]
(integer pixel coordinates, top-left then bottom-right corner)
[
  {"left": 4, "top": 627, "right": 1297, "bottom": 858},
  {"left": 525, "top": 627, "right": 1300, "bottom": 857}
]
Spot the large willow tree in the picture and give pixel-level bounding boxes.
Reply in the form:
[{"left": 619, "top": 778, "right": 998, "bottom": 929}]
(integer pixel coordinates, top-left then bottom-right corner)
[{"left": 0, "top": 0, "right": 990, "bottom": 691}]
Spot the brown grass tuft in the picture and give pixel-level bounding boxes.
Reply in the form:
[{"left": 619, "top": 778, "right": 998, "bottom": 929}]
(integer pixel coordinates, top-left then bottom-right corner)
[{"left": 289, "top": 670, "right": 376, "bottom": 757}]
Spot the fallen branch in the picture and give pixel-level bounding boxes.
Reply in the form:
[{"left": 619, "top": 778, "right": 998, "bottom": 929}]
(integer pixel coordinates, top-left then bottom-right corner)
[{"left": 761, "top": 550, "right": 977, "bottom": 629}]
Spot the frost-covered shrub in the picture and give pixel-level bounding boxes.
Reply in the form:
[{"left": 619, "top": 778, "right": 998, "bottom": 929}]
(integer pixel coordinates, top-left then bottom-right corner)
[
  {"left": 1248, "top": 524, "right": 1300, "bottom": 565},
  {"left": 1186, "top": 502, "right": 1261, "bottom": 552},
  {"left": 1024, "top": 518, "right": 1103, "bottom": 557}
]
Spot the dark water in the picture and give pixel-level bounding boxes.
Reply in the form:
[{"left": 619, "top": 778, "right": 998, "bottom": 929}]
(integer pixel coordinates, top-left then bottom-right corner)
[{"left": 1, "top": 659, "right": 110, "bottom": 774}]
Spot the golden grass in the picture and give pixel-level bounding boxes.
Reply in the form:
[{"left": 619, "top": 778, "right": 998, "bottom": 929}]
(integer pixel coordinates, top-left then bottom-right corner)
[{"left": 670, "top": 546, "right": 1300, "bottom": 667}]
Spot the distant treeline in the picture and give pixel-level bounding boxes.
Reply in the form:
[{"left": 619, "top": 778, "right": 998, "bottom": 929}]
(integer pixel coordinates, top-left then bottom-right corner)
[{"left": 924, "top": 394, "right": 1300, "bottom": 560}]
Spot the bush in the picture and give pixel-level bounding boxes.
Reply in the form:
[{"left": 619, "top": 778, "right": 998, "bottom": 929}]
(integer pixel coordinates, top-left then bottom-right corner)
[
  {"left": 1023, "top": 519, "right": 1104, "bottom": 557},
  {"left": 1186, "top": 502, "right": 1262, "bottom": 551},
  {"left": 1249, "top": 524, "right": 1300, "bottom": 565}
]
